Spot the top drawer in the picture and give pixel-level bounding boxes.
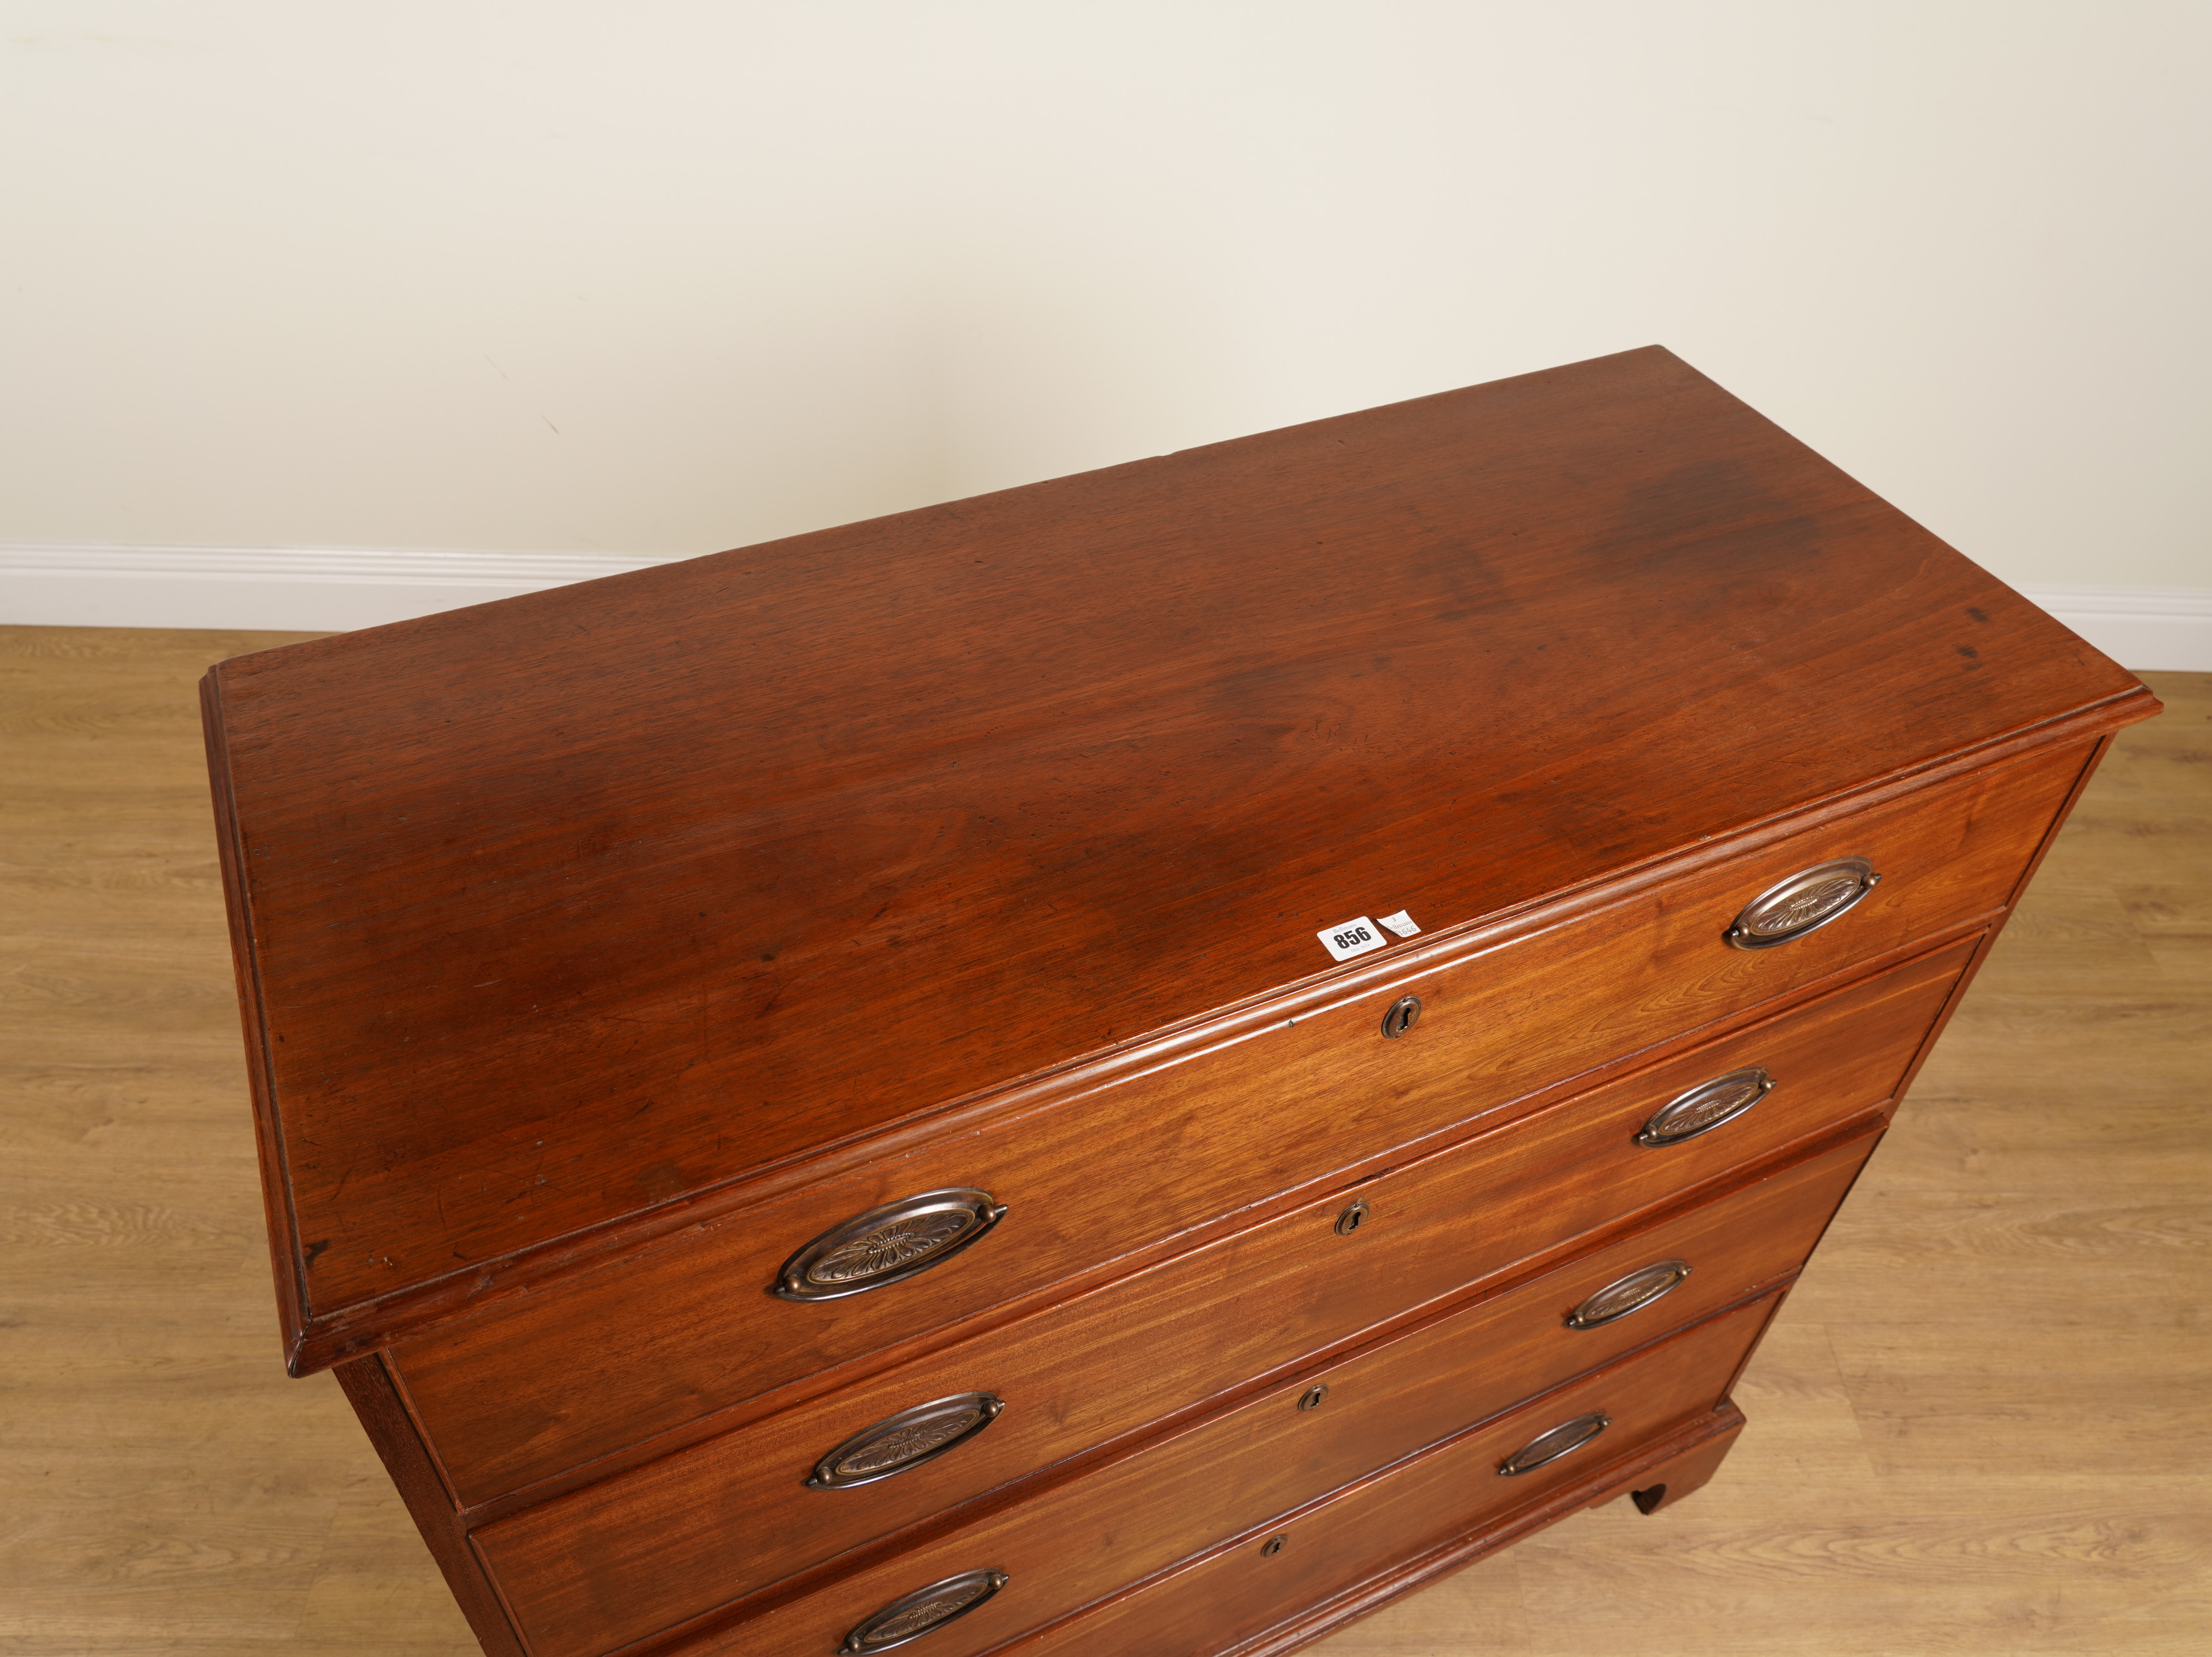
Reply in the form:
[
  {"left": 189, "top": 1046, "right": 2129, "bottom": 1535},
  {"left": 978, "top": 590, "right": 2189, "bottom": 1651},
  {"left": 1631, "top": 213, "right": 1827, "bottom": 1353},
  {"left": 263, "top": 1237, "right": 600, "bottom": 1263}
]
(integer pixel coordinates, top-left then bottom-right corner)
[{"left": 391, "top": 741, "right": 2085, "bottom": 1505}]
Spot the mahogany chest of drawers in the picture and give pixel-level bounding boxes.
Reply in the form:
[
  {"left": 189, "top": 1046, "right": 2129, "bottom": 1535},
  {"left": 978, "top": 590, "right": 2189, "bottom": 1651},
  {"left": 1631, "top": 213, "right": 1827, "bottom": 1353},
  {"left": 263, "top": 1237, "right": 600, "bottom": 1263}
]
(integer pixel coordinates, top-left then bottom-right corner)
[{"left": 202, "top": 347, "right": 2158, "bottom": 1657}]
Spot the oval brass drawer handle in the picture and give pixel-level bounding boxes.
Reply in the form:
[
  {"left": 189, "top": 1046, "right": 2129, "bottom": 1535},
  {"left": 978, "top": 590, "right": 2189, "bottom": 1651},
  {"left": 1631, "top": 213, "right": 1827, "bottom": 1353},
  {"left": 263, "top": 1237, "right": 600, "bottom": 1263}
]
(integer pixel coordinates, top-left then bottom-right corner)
[
  {"left": 808, "top": 1392, "right": 1006, "bottom": 1490},
  {"left": 775, "top": 1189, "right": 1009, "bottom": 1302},
  {"left": 1725, "top": 856, "right": 1881, "bottom": 950},
  {"left": 1497, "top": 1411, "right": 1611, "bottom": 1477},
  {"left": 1636, "top": 1065, "right": 1774, "bottom": 1148},
  {"left": 842, "top": 1569, "right": 1009, "bottom": 1653},
  {"left": 1565, "top": 1259, "right": 1691, "bottom": 1330}
]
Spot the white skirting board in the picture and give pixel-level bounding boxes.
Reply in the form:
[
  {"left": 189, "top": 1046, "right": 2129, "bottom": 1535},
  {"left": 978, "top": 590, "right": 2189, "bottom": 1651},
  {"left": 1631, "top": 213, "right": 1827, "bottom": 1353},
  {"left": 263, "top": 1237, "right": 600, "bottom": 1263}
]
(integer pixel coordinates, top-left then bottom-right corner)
[
  {"left": 0, "top": 544, "right": 676, "bottom": 634},
  {"left": 1, "top": 544, "right": 2208, "bottom": 671},
  {"left": 2009, "top": 585, "right": 2212, "bottom": 676}
]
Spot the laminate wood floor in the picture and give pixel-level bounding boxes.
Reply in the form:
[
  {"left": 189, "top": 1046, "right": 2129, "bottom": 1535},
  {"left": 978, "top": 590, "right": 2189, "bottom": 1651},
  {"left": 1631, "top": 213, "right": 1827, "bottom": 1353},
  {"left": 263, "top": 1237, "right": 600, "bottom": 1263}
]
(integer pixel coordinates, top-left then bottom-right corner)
[{"left": 3, "top": 626, "right": 2204, "bottom": 1656}]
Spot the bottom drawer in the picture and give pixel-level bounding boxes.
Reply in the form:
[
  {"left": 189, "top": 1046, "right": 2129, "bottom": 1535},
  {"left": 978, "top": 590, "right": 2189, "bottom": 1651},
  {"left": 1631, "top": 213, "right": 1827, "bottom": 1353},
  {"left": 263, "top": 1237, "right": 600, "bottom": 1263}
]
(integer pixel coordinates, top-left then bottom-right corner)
[
  {"left": 991, "top": 1296, "right": 1777, "bottom": 1657},
  {"left": 645, "top": 1132, "right": 1840, "bottom": 1657}
]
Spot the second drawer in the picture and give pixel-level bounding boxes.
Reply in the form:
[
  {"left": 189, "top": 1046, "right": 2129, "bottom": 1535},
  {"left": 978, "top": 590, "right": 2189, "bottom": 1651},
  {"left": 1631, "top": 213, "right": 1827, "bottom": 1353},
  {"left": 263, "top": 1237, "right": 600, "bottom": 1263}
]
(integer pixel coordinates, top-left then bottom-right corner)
[{"left": 476, "top": 1129, "right": 1876, "bottom": 1657}]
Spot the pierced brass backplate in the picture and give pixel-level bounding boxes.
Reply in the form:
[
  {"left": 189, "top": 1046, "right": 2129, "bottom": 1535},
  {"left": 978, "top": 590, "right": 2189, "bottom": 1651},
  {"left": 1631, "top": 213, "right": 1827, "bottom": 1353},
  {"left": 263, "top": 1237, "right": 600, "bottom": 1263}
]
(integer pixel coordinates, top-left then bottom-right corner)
[
  {"left": 775, "top": 1189, "right": 1008, "bottom": 1302},
  {"left": 1637, "top": 1067, "right": 1774, "bottom": 1148},
  {"left": 1724, "top": 858, "right": 1880, "bottom": 950},
  {"left": 1565, "top": 1259, "right": 1691, "bottom": 1330},
  {"left": 1498, "top": 1411, "right": 1611, "bottom": 1476},
  {"left": 842, "top": 1569, "right": 1009, "bottom": 1653},
  {"left": 808, "top": 1393, "right": 1006, "bottom": 1490}
]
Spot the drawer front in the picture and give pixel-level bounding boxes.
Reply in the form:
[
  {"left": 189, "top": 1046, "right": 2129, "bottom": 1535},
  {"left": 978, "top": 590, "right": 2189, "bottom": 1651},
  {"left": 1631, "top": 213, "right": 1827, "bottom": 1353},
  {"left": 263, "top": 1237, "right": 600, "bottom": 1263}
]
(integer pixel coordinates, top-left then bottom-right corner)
[
  {"left": 480, "top": 1132, "right": 1873, "bottom": 1657},
  {"left": 675, "top": 1294, "right": 1783, "bottom": 1657},
  {"left": 394, "top": 745, "right": 2074, "bottom": 1507}
]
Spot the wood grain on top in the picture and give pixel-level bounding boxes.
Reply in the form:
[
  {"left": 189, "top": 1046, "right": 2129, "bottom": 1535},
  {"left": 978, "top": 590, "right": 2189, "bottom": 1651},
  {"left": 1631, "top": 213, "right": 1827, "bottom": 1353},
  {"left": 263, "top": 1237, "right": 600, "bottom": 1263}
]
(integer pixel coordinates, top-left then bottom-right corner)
[{"left": 199, "top": 347, "right": 2144, "bottom": 1330}]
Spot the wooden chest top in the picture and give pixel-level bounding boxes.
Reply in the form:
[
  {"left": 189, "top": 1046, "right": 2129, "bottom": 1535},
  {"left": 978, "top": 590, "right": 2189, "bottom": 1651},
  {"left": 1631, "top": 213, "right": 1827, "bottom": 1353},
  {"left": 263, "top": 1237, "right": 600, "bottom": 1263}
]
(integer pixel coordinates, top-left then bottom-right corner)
[{"left": 200, "top": 345, "right": 2143, "bottom": 1365}]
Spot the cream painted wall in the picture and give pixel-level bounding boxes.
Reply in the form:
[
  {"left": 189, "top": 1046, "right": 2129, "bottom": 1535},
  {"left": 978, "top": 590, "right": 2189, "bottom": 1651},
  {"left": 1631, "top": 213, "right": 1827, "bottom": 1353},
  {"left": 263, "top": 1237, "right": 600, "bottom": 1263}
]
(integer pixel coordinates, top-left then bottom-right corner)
[{"left": 1, "top": 1, "right": 2206, "bottom": 589}]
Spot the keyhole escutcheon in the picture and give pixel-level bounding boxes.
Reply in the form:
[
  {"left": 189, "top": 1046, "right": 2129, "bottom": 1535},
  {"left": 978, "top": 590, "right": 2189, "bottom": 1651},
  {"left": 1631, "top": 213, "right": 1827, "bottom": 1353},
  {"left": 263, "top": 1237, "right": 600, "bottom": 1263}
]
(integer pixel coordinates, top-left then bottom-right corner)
[{"left": 1380, "top": 995, "right": 1422, "bottom": 1038}]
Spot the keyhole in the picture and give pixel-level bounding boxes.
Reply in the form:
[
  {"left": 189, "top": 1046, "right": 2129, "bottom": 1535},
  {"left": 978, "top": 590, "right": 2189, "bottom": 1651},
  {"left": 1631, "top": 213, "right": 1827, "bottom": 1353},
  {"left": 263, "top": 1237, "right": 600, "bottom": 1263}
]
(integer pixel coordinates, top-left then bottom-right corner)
[
  {"left": 1335, "top": 1199, "right": 1369, "bottom": 1236},
  {"left": 1298, "top": 1385, "right": 1330, "bottom": 1412},
  {"left": 1380, "top": 995, "right": 1423, "bottom": 1038},
  {"left": 1261, "top": 1534, "right": 1288, "bottom": 1557}
]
